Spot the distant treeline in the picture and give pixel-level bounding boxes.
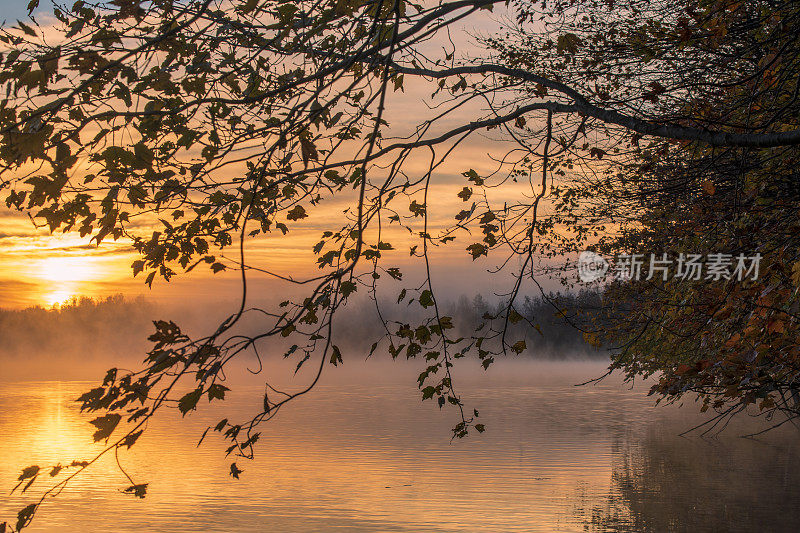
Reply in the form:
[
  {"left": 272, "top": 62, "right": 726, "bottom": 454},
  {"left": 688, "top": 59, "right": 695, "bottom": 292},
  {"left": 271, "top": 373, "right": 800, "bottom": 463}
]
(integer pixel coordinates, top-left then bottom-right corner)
[
  {"left": 0, "top": 294, "right": 156, "bottom": 360},
  {"left": 454, "top": 290, "right": 604, "bottom": 357},
  {"left": 331, "top": 289, "right": 606, "bottom": 359},
  {"left": 0, "top": 290, "right": 605, "bottom": 362}
]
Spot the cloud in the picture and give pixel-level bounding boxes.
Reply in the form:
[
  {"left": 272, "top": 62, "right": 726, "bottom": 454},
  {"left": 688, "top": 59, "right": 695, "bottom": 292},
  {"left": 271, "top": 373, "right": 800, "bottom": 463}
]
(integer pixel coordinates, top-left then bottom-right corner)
[
  {"left": 37, "top": 243, "right": 136, "bottom": 255},
  {"left": 0, "top": 232, "right": 37, "bottom": 239},
  {"left": 0, "top": 279, "right": 41, "bottom": 309}
]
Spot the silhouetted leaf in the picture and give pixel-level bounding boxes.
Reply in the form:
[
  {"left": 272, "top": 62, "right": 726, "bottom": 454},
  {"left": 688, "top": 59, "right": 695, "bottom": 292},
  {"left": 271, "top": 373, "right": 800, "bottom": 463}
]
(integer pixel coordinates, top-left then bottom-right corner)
[
  {"left": 89, "top": 414, "right": 121, "bottom": 442},
  {"left": 178, "top": 388, "right": 202, "bottom": 416},
  {"left": 17, "top": 466, "right": 39, "bottom": 481},
  {"left": 122, "top": 484, "right": 148, "bottom": 498},
  {"left": 286, "top": 205, "right": 307, "bottom": 221},
  {"left": 466, "top": 243, "right": 488, "bottom": 260},
  {"left": 16, "top": 504, "right": 36, "bottom": 530},
  {"left": 329, "top": 345, "right": 343, "bottom": 366},
  {"left": 207, "top": 383, "right": 229, "bottom": 402},
  {"left": 121, "top": 430, "right": 143, "bottom": 449},
  {"left": 419, "top": 290, "right": 434, "bottom": 308}
]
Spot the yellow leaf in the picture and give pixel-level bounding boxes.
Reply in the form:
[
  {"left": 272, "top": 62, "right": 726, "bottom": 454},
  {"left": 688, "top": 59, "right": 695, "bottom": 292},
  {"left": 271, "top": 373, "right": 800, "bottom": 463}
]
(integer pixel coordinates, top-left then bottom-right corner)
[{"left": 791, "top": 261, "right": 800, "bottom": 288}]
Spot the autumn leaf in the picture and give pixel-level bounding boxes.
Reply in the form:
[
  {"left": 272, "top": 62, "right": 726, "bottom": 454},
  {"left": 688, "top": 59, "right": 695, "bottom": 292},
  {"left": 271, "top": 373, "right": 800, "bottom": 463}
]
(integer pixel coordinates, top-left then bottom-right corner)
[
  {"left": 466, "top": 243, "right": 488, "bottom": 260},
  {"left": 178, "top": 388, "right": 203, "bottom": 416},
  {"left": 286, "top": 205, "right": 307, "bottom": 221},
  {"left": 16, "top": 504, "right": 36, "bottom": 531},
  {"left": 589, "top": 147, "right": 606, "bottom": 159},
  {"left": 119, "top": 431, "right": 142, "bottom": 449},
  {"left": 329, "top": 345, "right": 343, "bottom": 366},
  {"left": 462, "top": 168, "right": 484, "bottom": 185},
  {"left": 17, "top": 22, "right": 37, "bottom": 37},
  {"left": 299, "top": 135, "right": 318, "bottom": 165},
  {"left": 89, "top": 414, "right": 122, "bottom": 442},
  {"left": 208, "top": 383, "right": 230, "bottom": 401},
  {"left": 123, "top": 483, "right": 148, "bottom": 498},
  {"left": 419, "top": 290, "right": 434, "bottom": 308},
  {"left": 556, "top": 33, "right": 581, "bottom": 54},
  {"left": 792, "top": 261, "right": 800, "bottom": 288},
  {"left": 408, "top": 200, "right": 426, "bottom": 216},
  {"left": 340, "top": 280, "right": 357, "bottom": 297},
  {"left": 17, "top": 466, "right": 39, "bottom": 481},
  {"left": 643, "top": 81, "right": 667, "bottom": 102}
]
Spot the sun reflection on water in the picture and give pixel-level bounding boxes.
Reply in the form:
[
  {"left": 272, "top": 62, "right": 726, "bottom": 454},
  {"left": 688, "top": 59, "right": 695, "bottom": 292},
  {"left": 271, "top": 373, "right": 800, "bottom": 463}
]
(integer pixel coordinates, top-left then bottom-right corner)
[{"left": 3, "top": 367, "right": 800, "bottom": 532}]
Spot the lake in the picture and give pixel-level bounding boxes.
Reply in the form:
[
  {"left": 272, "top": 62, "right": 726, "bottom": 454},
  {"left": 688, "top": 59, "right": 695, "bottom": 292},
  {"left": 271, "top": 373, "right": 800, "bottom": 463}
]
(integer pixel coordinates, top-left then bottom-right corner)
[{"left": 1, "top": 359, "right": 799, "bottom": 532}]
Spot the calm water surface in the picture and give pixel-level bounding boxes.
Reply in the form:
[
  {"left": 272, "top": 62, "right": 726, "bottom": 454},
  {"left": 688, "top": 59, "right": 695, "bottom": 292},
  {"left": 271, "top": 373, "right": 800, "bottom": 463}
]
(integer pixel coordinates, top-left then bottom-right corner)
[{"left": 1, "top": 360, "right": 799, "bottom": 532}]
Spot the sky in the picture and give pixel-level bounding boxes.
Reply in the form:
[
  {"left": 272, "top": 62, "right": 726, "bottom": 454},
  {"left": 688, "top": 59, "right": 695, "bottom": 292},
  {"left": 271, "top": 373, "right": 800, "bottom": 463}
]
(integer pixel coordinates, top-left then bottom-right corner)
[
  {"left": 0, "top": 135, "right": 552, "bottom": 308},
  {"left": 0, "top": 0, "right": 573, "bottom": 310},
  {"left": 0, "top": 0, "right": 33, "bottom": 25}
]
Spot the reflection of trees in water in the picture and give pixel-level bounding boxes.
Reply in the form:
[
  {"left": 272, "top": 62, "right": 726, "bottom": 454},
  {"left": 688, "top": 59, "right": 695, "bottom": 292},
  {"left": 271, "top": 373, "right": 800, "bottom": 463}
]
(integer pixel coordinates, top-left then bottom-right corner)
[{"left": 578, "top": 427, "right": 800, "bottom": 532}]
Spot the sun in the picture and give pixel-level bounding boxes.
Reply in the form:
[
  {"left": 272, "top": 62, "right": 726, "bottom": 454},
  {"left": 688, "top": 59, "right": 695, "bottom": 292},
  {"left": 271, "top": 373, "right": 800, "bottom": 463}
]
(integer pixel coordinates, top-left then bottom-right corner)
[
  {"left": 36, "top": 256, "right": 101, "bottom": 306},
  {"left": 41, "top": 289, "right": 75, "bottom": 307},
  {"left": 38, "top": 256, "right": 100, "bottom": 283}
]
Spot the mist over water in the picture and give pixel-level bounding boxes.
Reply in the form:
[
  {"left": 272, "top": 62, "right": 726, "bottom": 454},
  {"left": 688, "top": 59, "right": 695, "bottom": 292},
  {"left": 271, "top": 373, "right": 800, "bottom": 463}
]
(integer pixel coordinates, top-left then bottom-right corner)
[
  {"left": 0, "top": 292, "right": 602, "bottom": 381},
  {"left": 3, "top": 298, "right": 799, "bottom": 532}
]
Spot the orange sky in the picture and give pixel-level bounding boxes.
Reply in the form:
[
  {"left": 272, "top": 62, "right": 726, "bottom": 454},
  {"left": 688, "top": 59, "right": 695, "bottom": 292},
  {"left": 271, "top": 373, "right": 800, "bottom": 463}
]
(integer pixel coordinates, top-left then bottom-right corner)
[
  {"left": 0, "top": 136, "right": 553, "bottom": 309},
  {"left": 0, "top": 4, "right": 574, "bottom": 309}
]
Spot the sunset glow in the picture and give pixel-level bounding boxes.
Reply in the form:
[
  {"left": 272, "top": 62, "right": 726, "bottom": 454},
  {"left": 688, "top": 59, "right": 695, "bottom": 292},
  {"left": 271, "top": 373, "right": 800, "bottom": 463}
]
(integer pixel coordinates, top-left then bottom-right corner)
[
  {"left": 1, "top": 0, "right": 799, "bottom": 531},
  {"left": 37, "top": 256, "right": 101, "bottom": 284},
  {"left": 34, "top": 256, "right": 107, "bottom": 307}
]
